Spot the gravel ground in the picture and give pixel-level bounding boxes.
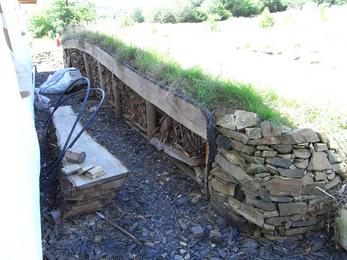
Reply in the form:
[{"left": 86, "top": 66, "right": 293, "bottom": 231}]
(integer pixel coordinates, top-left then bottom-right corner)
[{"left": 35, "top": 54, "right": 347, "bottom": 260}]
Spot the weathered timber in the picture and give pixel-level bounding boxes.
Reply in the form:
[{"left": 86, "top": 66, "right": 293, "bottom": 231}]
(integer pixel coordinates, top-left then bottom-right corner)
[
  {"left": 52, "top": 106, "right": 128, "bottom": 189},
  {"left": 145, "top": 101, "right": 157, "bottom": 140},
  {"left": 64, "top": 40, "right": 207, "bottom": 139},
  {"left": 97, "top": 62, "right": 105, "bottom": 91},
  {"left": 112, "top": 75, "right": 122, "bottom": 117},
  {"left": 82, "top": 53, "right": 92, "bottom": 84}
]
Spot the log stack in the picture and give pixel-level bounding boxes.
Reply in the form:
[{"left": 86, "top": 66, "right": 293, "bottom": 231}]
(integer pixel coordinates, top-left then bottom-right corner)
[{"left": 52, "top": 106, "right": 129, "bottom": 219}]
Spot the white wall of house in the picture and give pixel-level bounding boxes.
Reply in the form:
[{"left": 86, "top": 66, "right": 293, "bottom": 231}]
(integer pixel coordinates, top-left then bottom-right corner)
[{"left": 0, "top": 0, "right": 41, "bottom": 259}]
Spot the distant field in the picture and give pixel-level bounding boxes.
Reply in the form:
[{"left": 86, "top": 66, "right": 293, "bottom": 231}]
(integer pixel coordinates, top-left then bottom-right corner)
[{"left": 70, "top": 4, "right": 347, "bottom": 152}]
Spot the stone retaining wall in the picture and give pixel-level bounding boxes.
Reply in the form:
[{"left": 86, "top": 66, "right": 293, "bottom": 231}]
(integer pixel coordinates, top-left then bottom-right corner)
[
  {"left": 63, "top": 42, "right": 347, "bottom": 239},
  {"left": 209, "top": 109, "right": 347, "bottom": 238}
]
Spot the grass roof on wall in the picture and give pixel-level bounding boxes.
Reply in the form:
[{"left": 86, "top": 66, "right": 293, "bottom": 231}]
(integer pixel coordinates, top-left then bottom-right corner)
[{"left": 63, "top": 29, "right": 290, "bottom": 124}]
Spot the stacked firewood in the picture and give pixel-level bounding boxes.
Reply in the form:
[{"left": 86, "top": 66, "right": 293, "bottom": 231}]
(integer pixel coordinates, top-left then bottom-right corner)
[{"left": 59, "top": 149, "right": 127, "bottom": 219}]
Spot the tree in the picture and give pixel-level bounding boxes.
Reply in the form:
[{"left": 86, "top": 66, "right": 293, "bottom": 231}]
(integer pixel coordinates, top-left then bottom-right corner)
[{"left": 29, "top": 0, "right": 96, "bottom": 38}]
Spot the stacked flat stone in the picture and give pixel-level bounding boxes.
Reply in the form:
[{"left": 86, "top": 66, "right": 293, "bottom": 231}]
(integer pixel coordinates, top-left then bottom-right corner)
[{"left": 209, "top": 109, "right": 347, "bottom": 239}]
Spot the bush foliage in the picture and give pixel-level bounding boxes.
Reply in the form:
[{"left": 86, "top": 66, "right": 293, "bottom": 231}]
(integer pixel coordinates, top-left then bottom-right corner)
[
  {"left": 29, "top": 0, "right": 95, "bottom": 38},
  {"left": 259, "top": 7, "right": 275, "bottom": 28}
]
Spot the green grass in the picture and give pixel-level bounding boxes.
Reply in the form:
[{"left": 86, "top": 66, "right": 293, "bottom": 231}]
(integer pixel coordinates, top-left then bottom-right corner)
[{"left": 63, "top": 29, "right": 290, "bottom": 124}]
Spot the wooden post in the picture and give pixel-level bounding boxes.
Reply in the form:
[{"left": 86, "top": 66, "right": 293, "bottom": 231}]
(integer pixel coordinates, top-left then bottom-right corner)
[
  {"left": 145, "top": 101, "right": 156, "bottom": 140},
  {"left": 64, "top": 50, "right": 71, "bottom": 68},
  {"left": 112, "top": 75, "right": 122, "bottom": 117},
  {"left": 82, "top": 53, "right": 92, "bottom": 83},
  {"left": 97, "top": 62, "right": 105, "bottom": 91},
  {"left": 204, "top": 143, "right": 210, "bottom": 199}
]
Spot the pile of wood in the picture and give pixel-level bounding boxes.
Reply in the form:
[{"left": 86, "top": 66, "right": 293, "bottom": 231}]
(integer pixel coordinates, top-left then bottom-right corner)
[
  {"left": 52, "top": 106, "right": 129, "bottom": 219},
  {"left": 59, "top": 150, "right": 127, "bottom": 219}
]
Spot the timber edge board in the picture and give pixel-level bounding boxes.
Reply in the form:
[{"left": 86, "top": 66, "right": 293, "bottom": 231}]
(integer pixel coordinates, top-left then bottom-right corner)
[{"left": 63, "top": 39, "right": 208, "bottom": 140}]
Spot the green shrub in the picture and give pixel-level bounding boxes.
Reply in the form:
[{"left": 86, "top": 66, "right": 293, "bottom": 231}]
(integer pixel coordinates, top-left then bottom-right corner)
[
  {"left": 259, "top": 7, "right": 275, "bottom": 27},
  {"left": 207, "top": 13, "right": 221, "bottom": 31},
  {"left": 131, "top": 8, "right": 145, "bottom": 23},
  {"left": 200, "top": 0, "right": 231, "bottom": 20},
  {"left": 29, "top": 0, "right": 95, "bottom": 38},
  {"left": 148, "top": 0, "right": 212, "bottom": 23},
  {"left": 223, "top": 0, "right": 262, "bottom": 17},
  {"left": 119, "top": 15, "right": 135, "bottom": 28},
  {"left": 260, "top": 0, "right": 287, "bottom": 12}
]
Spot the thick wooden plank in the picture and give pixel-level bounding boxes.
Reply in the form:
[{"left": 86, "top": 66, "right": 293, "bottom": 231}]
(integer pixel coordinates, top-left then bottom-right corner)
[
  {"left": 64, "top": 40, "right": 207, "bottom": 139},
  {"left": 52, "top": 106, "right": 128, "bottom": 189},
  {"left": 145, "top": 101, "right": 156, "bottom": 140}
]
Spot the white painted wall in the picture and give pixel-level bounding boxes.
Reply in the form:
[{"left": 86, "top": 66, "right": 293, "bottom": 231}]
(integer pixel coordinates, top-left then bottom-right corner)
[{"left": 0, "top": 0, "right": 41, "bottom": 259}]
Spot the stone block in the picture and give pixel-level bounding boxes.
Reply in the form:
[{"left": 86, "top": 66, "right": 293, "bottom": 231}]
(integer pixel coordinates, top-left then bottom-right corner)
[
  {"left": 245, "top": 195, "right": 276, "bottom": 211},
  {"left": 308, "top": 152, "right": 332, "bottom": 171},
  {"left": 257, "top": 145, "right": 273, "bottom": 151},
  {"left": 314, "top": 171, "right": 327, "bottom": 181},
  {"left": 262, "top": 150, "right": 278, "bottom": 158},
  {"left": 285, "top": 222, "right": 323, "bottom": 236},
  {"left": 211, "top": 166, "right": 238, "bottom": 184},
  {"left": 218, "top": 149, "right": 247, "bottom": 168},
  {"left": 215, "top": 153, "right": 261, "bottom": 191},
  {"left": 266, "top": 157, "right": 293, "bottom": 168},
  {"left": 314, "top": 143, "right": 328, "bottom": 152},
  {"left": 272, "top": 144, "right": 292, "bottom": 154},
  {"left": 215, "top": 110, "right": 236, "bottom": 130},
  {"left": 278, "top": 202, "right": 307, "bottom": 216},
  {"left": 247, "top": 163, "right": 267, "bottom": 175},
  {"left": 233, "top": 150, "right": 265, "bottom": 164},
  {"left": 266, "top": 164, "right": 279, "bottom": 175},
  {"left": 228, "top": 197, "right": 264, "bottom": 226},
  {"left": 265, "top": 215, "right": 305, "bottom": 226},
  {"left": 216, "top": 127, "right": 249, "bottom": 144},
  {"left": 249, "top": 128, "right": 320, "bottom": 145},
  {"left": 278, "top": 168, "right": 305, "bottom": 178},
  {"left": 294, "top": 159, "right": 309, "bottom": 169},
  {"left": 245, "top": 128, "right": 262, "bottom": 139},
  {"left": 216, "top": 135, "right": 232, "bottom": 150},
  {"left": 234, "top": 110, "right": 260, "bottom": 130},
  {"left": 293, "top": 149, "right": 311, "bottom": 159},
  {"left": 302, "top": 182, "right": 326, "bottom": 195},
  {"left": 325, "top": 176, "right": 341, "bottom": 190},
  {"left": 265, "top": 177, "right": 302, "bottom": 196},
  {"left": 292, "top": 218, "right": 320, "bottom": 228},
  {"left": 230, "top": 140, "right": 256, "bottom": 155},
  {"left": 211, "top": 177, "right": 236, "bottom": 196},
  {"left": 261, "top": 121, "right": 273, "bottom": 137}
]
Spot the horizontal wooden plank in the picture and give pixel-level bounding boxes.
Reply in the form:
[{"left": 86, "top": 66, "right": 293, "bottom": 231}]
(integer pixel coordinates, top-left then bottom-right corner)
[
  {"left": 64, "top": 39, "right": 207, "bottom": 139},
  {"left": 52, "top": 106, "right": 128, "bottom": 189}
]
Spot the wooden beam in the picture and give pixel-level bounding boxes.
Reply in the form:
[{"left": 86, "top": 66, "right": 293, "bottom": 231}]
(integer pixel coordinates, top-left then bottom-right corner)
[
  {"left": 64, "top": 40, "right": 207, "bottom": 139},
  {"left": 145, "top": 101, "right": 156, "bottom": 140},
  {"left": 112, "top": 75, "right": 122, "bottom": 117},
  {"left": 82, "top": 53, "right": 92, "bottom": 85},
  {"left": 64, "top": 50, "right": 71, "bottom": 68},
  {"left": 97, "top": 62, "right": 105, "bottom": 90}
]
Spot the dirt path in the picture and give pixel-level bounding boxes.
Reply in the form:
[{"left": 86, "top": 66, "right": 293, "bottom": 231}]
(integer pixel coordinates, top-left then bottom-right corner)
[{"left": 35, "top": 51, "right": 346, "bottom": 260}]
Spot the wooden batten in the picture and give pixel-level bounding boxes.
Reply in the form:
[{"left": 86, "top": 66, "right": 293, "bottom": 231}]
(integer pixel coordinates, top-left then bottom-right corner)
[
  {"left": 64, "top": 40, "right": 207, "bottom": 140},
  {"left": 145, "top": 101, "right": 157, "bottom": 140},
  {"left": 111, "top": 75, "right": 122, "bottom": 117},
  {"left": 97, "top": 62, "right": 105, "bottom": 91},
  {"left": 82, "top": 53, "right": 92, "bottom": 86}
]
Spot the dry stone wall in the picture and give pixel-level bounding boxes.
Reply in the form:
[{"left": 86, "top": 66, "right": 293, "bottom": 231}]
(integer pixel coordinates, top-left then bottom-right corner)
[
  {"left": 63, "top": 45, "right": 347, "bottom": 239},
  {"left": 209, "top": 109, "right": 347, "bottom": 239}
]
